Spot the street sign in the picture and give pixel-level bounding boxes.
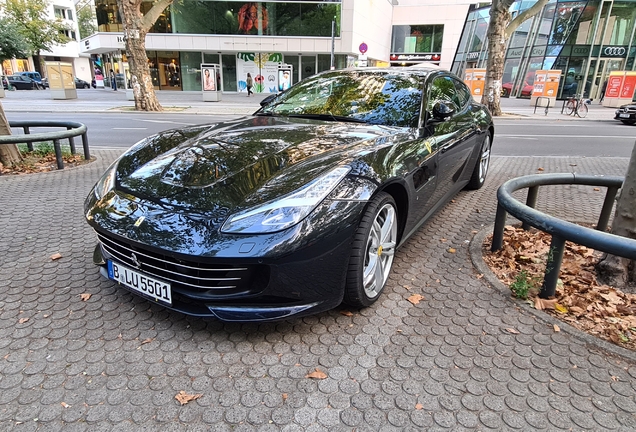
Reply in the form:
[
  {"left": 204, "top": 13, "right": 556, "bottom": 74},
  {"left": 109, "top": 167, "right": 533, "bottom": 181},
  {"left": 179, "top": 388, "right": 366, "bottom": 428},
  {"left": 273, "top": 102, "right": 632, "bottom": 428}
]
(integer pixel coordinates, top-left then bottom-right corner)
[{"left": 359, "top": 43, "right": 368, "bottom": 54}]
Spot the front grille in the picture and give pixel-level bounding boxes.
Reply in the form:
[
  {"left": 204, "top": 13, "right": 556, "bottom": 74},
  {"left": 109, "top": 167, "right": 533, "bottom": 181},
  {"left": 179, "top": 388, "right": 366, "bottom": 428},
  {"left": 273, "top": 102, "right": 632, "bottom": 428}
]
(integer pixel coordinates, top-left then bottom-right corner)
[{"left": 96, "top": 231, "right": 268, "bottom": 299}]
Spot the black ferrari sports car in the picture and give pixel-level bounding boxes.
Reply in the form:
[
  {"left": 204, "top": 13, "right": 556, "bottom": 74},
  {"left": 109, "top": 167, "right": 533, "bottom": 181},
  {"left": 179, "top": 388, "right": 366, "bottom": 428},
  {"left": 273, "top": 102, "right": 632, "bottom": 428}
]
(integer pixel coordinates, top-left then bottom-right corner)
[{"left": 85, "top": 67, "right": 494, "bottom": 322}]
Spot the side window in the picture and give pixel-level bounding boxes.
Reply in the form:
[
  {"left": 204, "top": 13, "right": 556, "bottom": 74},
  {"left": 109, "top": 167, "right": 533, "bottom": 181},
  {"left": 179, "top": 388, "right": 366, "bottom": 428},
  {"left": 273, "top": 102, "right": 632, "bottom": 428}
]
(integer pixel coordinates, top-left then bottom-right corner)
[
  {"left": 453, "top": 78, "right": 471, "bottom": 109},
  {"left": 428, "top": 76, "right": 459, "bottom": 111}
]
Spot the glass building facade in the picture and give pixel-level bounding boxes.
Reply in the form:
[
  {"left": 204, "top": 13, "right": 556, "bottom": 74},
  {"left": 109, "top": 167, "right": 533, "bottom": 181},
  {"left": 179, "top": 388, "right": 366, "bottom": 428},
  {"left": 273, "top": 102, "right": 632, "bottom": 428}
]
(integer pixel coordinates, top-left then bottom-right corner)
[
  {"left": 91, "top": 0, "right": 346, "bottom": 92},
  {"left": 453, "top": 0, "right": 636, "bottom": 100}
]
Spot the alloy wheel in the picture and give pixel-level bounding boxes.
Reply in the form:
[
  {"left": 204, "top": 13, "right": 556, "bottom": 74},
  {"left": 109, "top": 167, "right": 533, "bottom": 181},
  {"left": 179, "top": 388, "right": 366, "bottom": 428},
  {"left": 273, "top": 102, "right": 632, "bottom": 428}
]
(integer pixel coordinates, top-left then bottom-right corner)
[{"left": 362, "top": 203, "right": 397, "bottom": 299}]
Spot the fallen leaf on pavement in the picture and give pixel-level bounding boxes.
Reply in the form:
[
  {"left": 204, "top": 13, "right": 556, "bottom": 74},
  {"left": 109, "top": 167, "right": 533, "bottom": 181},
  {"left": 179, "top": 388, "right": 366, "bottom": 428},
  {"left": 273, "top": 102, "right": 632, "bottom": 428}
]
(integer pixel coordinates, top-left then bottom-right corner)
[
  {"left": 18, "top": 318, "right": 29, "bottom": 324},
  {"left": 282, "top": 393, "right": 288, "bottom": 401},
  {"left": 407, "top": 294, "right": 424, "bottom": 305},
  {"left": 505, "top": 328, "right": 520, "bottom": 334},
  {"left": 448, "top": 248, "right": 456, "bottom": 253},
  {"left": 141, "top": 338, "right": 154, "bottom": 345},
  {"left": 415, "top": 403, "right": 423, "bottom": 410},
  {"left": 535, "top": 298, "right": 557, "bottom": 310},
  {"left": 60, "top": 402, "right": 70, "bottom": 408},
  {"left": 537, "top": 167, "right": 544, "bottom": 171},
  {"left": 50, "top": 253, "right": 62, "bottom": 260},
  {"left": 553, "top": 324, "right": 560, "bottom": 332},
  {"left": 306, "top": 368, "right": 328, "bottom": 379},
  {"left": 80, "top": 293, "right": 91, "bottom": 301},
  {"left": 175, "top": 391, "right": 202, "bottom": 405},
  {"left": 340, "top": 310, "right": 353, "bottom": 317}
]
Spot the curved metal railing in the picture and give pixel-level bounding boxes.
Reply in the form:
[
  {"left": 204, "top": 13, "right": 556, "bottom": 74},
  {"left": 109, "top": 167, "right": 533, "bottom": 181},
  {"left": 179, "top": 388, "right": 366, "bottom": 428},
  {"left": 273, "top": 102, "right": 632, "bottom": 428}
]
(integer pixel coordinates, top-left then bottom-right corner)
[
  {"left": 0, "top": 121, "right": 90, "bottom": 170},
  {"left": 491, "top": 173, "right": 636, "bottom": 298}
]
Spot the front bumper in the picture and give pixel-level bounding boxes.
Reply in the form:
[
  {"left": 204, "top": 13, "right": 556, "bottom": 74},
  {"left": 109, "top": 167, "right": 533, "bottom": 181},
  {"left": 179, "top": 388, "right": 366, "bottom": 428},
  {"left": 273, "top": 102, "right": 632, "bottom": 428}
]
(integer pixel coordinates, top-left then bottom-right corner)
[{"left": 87, "top": 191, "right": 366, "bottom": 322}]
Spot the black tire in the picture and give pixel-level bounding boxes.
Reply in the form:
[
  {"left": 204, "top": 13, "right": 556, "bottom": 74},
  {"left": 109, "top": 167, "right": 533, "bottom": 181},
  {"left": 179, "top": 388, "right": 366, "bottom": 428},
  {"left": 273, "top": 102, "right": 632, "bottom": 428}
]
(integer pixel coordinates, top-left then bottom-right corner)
[
  {"left": 465, "top": 132, "right": 492, "bottom": 190},
  {"left": 344, "top": 192, "right": 398, "bottom": 308},
  {"left": 83, "top": 84, "right": 90, "bottom": 89}
]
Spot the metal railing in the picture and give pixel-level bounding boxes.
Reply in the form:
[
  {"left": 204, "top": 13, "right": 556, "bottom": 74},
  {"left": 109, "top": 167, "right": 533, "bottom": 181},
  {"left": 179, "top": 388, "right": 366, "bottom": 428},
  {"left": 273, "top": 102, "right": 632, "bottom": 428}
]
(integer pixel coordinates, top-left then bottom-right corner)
[
  {"left": 491, "top": 173, "right": 636, "bottom": 298},
  {"left": 0, "top": 121, "right": 90, "bottom": 170},
  {"left": 533, "top": 96, "right": 551, "bottom": 115}
]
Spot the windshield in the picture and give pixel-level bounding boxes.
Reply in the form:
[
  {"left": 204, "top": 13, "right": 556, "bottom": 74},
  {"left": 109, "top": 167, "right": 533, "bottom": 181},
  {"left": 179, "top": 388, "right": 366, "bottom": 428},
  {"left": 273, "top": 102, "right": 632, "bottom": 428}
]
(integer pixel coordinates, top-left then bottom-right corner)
[{"left": 259, "top": 70, "right": 424, "bottom": 127}]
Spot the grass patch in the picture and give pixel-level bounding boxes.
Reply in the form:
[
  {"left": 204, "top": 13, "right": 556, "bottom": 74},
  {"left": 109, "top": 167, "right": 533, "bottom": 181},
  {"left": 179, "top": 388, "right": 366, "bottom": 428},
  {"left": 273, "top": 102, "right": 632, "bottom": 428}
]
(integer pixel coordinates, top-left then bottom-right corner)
[
  {"left": 18, "top": 142, "right": 73, "bottom": 158},
  {"left": 510, "top": 270, "right": 539, "bottom": 299}
]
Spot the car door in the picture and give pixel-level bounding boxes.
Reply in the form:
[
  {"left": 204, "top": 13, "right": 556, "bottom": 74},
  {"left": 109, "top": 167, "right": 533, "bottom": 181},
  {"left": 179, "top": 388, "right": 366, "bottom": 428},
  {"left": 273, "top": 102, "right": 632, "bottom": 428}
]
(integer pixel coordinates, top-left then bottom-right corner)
[{"left": 427, "top": 75, "right": 477, "bottom": 202}]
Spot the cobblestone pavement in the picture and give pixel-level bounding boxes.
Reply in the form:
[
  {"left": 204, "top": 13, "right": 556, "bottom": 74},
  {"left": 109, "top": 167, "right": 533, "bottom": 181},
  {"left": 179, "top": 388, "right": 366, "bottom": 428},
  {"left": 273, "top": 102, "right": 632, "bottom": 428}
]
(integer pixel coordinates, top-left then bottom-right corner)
[{"left": 1, "top": 150, "right": 635, "bottom": 431}]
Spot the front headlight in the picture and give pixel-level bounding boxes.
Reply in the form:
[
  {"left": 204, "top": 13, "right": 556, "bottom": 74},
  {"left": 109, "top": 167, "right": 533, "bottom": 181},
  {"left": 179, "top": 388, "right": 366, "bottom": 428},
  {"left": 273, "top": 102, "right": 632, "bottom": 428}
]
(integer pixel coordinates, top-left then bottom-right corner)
[
  {"left": 221, "top": 166, "right": 351, "bottom": 234},
  {"left": 93, "top": 161, "right": 118, "bottom": 200}
]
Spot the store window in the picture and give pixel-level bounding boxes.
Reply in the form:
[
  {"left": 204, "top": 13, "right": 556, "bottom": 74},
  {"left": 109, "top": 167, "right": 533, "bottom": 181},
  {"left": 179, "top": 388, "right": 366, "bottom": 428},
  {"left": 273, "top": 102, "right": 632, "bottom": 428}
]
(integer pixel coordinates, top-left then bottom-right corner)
[
  {"left": 301, "top": 56, "right": 316, "bottom": 80},
  {"left": 606, "top": 2, "right": 636, "bottom": 46},
  {"left": 180, "top": 52, "right": 203, "bottom": 91},
  {"left": 222, "top": 54, "right": 237, "bottom": 92},
  {"left": 549, "top": 1, "right": 587, "bottom": 45},
  {"left": 170, "top": 1, "right": 341, "bottom": 37},
  {"left": 391, "top": 25, "right": 443, "bottom": 54}
]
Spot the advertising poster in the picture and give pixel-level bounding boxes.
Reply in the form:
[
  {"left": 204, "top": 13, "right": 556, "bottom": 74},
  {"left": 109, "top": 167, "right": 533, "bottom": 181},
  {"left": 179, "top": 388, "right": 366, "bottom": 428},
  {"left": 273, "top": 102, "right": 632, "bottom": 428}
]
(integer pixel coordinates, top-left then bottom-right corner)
[
  {"left": 463, "top": 69, "right": 486, "bottom": 98},
  {"left": 620, "top": 72, "right": 636, "bottom": 100},
  {"left": 606, "top": 72, "right": 623, "bottom": 98},
  {"left": 236, "top": 52, "right": 283, "bottom": 94},
  {"left": 202, "top": 67, "right": 216, "bottom": 91},
  {"left": 278, "top": 69, "right": 291, "bottom": 92}
]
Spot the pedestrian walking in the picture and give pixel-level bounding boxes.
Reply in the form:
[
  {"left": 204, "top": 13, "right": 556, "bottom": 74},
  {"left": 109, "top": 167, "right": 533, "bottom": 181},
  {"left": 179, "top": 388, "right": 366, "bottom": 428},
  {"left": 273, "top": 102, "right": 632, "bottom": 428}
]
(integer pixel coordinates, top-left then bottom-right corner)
[
  {"left": 246, "top": 73, "right": 253, "bottom": 96},
  {"left": 111, "top": 69, "right": 117, "bottom": 91},
  {"left": 600, "top": 79, "right": 607, "bottom": 103}
]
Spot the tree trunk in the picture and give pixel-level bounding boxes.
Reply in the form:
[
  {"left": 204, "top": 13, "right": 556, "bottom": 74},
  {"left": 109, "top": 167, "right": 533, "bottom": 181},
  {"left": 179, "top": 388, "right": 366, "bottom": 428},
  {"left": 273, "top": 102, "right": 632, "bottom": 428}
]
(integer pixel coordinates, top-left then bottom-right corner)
[
  {"left": 596, "top": 141, "right": 636, "bottom": 292},
  {"left": 0, "top": 102, "right": 23, "bottom": 168},
  {"left": 481, "top": 0, "right": 514, "bottom": 116},
  {"left": 117, "top": 0, "right": 163, "bottom": 112}
]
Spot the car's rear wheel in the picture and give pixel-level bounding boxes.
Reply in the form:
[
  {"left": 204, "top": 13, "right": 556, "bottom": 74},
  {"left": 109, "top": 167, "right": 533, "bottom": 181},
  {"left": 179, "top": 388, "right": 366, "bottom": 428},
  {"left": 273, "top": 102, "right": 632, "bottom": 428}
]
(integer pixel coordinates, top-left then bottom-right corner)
[
  {"left": 344, "top": 192, "right": 397, "bottom": 308},
  {"left": 465, "top": 133, "right": 492, "bottom": 190}
]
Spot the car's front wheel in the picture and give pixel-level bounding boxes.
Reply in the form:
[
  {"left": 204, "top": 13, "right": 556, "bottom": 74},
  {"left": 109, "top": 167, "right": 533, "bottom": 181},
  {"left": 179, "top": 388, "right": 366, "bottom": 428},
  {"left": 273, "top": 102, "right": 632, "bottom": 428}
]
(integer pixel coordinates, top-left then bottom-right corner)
[
  {"left": 345, "top": 192, "right": 398, "bottom": 308},
  {"left": 465, "top": 132, "right": 492, "bottom": 190}
]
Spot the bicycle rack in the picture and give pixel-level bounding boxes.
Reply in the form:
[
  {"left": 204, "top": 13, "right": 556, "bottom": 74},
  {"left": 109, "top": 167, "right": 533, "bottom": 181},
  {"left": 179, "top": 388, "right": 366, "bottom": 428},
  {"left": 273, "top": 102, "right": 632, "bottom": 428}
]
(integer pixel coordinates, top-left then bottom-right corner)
[{"left": 533, "top": 97, "right": 551, "bottom": 115}]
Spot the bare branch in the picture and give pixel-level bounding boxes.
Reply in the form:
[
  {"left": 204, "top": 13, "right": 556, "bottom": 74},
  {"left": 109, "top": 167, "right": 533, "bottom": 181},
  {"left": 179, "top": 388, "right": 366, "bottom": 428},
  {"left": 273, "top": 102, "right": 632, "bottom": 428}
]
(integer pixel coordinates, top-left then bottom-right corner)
[
  {"left": 506, "top": 0, "right": 549, "bottom": 38},
  {"left": 140, "top": 0, "right": 174, "bottom": 32}
]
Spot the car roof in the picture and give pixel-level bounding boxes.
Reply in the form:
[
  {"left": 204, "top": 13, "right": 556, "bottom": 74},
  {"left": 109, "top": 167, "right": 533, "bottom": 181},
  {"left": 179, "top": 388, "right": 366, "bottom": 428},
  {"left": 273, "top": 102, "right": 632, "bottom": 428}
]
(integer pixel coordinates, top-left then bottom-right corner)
[{"left": 317, "top": 66, "right": 442, "bottom": 79}]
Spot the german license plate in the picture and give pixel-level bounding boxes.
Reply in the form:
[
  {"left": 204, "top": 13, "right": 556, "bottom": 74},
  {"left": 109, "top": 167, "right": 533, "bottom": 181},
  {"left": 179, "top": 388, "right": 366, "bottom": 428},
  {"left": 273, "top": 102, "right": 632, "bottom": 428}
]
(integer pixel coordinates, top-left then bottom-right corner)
[
  {"left": 107, "top": 260, "right": 172, "bottom": 305},
  {"left": 620, "top": 113, "right": 631, "bottom": 118}
]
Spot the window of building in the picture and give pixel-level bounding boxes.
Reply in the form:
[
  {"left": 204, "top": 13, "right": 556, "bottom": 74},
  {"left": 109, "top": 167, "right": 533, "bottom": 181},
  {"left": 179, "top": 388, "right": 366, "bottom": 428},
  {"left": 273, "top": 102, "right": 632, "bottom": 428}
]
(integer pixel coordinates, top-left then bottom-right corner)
[
  {"left": 391, "top": 25, "right": 444, "bottom": 54},
  {"left": 54, "top": 7, "right": 66, "bottom": 19},
  {"left": 170, "top": 1, "right": 341, "bottom": 37}
]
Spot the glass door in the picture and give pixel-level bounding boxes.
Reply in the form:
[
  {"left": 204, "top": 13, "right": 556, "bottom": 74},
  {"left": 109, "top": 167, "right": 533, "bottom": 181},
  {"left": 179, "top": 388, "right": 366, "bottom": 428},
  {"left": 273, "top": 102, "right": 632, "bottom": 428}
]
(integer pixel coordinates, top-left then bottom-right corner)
[{"left": 593, "top": 58, "right": 623, "bottom": 99}]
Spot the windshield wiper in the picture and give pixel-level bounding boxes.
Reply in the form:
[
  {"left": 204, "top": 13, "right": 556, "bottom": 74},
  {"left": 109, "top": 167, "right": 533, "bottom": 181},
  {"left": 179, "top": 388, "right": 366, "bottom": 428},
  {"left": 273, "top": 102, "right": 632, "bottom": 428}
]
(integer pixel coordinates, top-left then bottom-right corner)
[{"left": 286, "top": 113, "right": 367, "bottom": 124}]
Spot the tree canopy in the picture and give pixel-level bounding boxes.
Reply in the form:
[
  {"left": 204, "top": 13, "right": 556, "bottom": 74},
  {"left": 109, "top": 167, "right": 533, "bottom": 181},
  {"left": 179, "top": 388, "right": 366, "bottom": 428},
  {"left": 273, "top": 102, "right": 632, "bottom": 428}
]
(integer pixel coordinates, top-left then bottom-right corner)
[
  {"left": 0, "top": 0, "right": 70, "bottom": 55},
  {"left": 0, "top": 18, "right": 30, "bottom": 62}
]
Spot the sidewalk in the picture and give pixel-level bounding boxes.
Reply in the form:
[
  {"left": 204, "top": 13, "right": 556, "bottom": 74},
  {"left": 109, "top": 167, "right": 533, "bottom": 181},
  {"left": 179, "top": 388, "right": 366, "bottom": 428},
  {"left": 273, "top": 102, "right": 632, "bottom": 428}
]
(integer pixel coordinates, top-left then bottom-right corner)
[
  {"left": 0, "top": 87, "right": 620, "bottom": 121},
  {"left": 1, "top": 148, "right": 635, "bottom": 429}
]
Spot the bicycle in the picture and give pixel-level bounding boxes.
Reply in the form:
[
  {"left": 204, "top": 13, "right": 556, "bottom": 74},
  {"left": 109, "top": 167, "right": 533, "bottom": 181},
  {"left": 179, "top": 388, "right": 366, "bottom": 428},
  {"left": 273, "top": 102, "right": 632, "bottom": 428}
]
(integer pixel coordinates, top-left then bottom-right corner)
[{"left": 564, "top": 94, "right": 590, "bottom": 118}]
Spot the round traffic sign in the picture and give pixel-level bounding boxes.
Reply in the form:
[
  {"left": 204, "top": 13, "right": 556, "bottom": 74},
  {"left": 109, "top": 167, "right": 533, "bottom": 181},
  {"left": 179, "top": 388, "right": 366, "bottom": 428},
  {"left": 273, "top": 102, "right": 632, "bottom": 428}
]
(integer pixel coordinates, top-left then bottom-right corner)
[{"left": 359, "top": 43, "right": 368, "bottom": 54}]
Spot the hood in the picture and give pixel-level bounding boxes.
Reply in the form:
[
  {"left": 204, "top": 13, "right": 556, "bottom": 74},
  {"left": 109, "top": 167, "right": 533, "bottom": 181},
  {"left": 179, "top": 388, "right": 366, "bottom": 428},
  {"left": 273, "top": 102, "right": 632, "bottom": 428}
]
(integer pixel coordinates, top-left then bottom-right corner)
[{"left": 115, "top": 116, "right": 401, "bottom": 213}]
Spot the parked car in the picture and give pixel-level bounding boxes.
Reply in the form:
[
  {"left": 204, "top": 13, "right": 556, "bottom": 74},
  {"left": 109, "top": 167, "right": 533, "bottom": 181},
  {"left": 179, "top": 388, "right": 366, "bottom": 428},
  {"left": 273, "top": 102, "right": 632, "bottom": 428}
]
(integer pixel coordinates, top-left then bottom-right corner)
[
  {"left": 75, "top": 77, "right": 91, "bottom": 89},
  {"left": 501, "top": 81, "right": 533, "bottom": 97},
  {"left": 4, "top": 74, "right": 43, "bottom": 90},
  {"left": 15, "top": 71, "right": 43, "bottom": 87},
  {"left": 85, "top": 67, "right": 494, "bottom": 322},
  {"left": 615, "top": 103, "right": 636, "bottom": 125}
]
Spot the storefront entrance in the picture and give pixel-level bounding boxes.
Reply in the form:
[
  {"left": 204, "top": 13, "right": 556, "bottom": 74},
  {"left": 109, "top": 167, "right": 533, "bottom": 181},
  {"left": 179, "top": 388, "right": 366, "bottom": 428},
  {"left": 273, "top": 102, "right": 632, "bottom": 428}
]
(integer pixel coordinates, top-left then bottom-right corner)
[{"left": 590, "top": 58, "right": 624, "bottom": 100}]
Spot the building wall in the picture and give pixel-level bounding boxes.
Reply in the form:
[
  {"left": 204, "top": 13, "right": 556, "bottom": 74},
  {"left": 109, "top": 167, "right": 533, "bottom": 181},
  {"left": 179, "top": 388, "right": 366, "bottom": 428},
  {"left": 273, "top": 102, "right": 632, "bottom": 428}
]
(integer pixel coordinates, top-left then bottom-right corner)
[
  {"left": 392, "top": 1, "right": 474, "bottom": 69},
  {"left": 345, "top": 0, "right": 394, "bottom": 62}
]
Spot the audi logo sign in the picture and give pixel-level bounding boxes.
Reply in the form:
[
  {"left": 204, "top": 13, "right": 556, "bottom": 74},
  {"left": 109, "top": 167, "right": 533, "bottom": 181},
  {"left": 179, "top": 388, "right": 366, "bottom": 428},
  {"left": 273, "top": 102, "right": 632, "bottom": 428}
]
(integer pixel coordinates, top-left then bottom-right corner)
[{"left": 603, "top": 46, "right": 626, "bottom": 57}]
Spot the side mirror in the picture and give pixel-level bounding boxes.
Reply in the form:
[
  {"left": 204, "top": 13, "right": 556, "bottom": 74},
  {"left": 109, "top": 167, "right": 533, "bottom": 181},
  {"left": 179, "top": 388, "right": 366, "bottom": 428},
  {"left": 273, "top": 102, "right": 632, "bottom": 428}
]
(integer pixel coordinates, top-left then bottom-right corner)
[
  {"left": 431, "top": 101, "right": 455, "bottom": 122},
  {"left": 260, "top": 94, "right": 277, "bottom": 107}
]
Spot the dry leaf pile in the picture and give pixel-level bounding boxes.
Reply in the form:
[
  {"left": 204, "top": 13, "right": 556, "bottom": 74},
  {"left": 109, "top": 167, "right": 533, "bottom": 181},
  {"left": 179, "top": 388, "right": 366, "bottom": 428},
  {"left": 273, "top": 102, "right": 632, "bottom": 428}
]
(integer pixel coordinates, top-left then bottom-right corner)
[
  {"left": 0, "top": 153, "right": 88, "bottom": 175},
  {"left": 483, "top": 225, "right": 636, "bottom": 351}
]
